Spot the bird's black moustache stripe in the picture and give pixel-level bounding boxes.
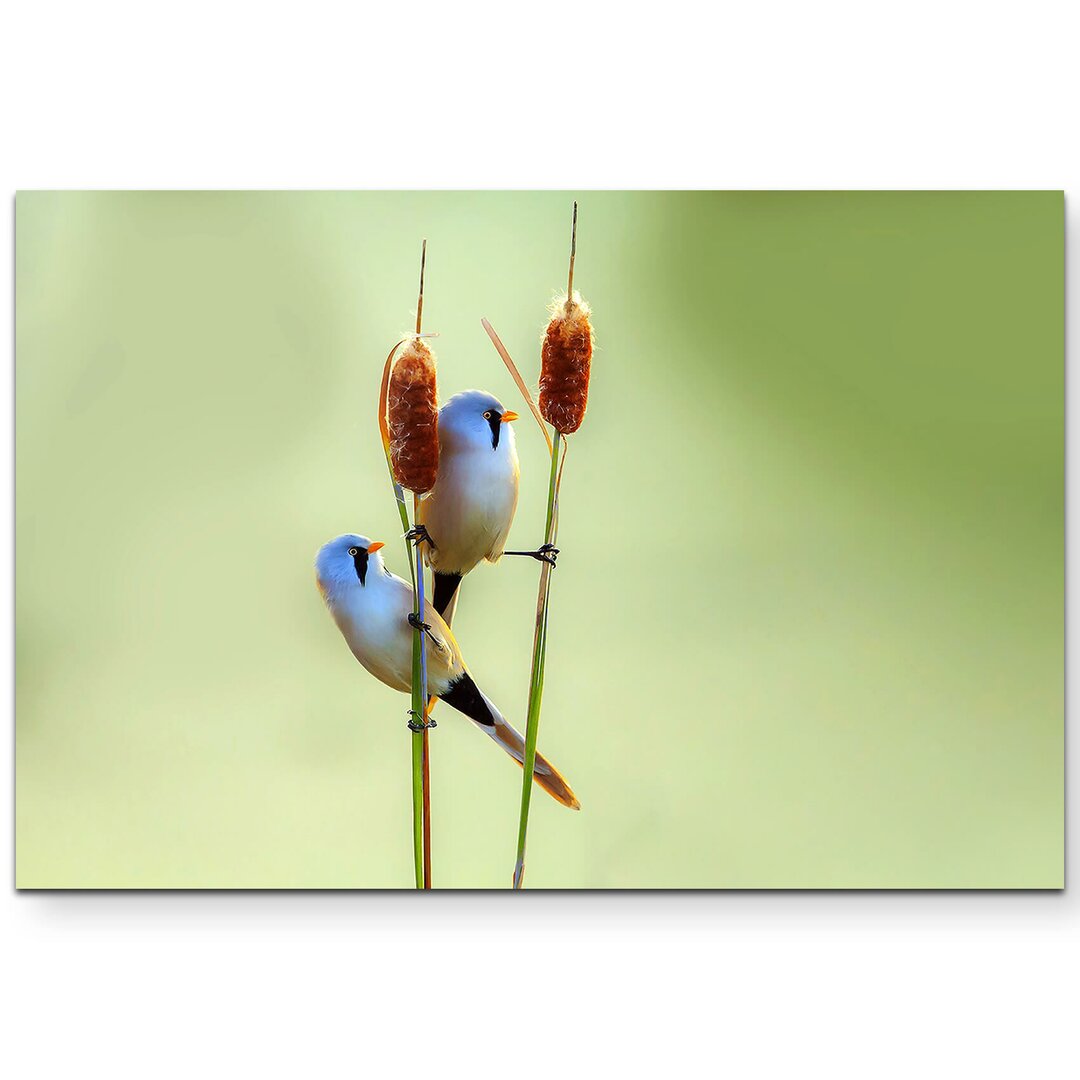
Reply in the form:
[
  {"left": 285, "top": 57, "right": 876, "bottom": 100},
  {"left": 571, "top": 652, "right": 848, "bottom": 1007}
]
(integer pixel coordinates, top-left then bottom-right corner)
[
  {"left": 488, "top": 411, "right": 501, "bottom": 450},
  {"left": 352, "top": 547, "right": 369, "bottom": 585}
]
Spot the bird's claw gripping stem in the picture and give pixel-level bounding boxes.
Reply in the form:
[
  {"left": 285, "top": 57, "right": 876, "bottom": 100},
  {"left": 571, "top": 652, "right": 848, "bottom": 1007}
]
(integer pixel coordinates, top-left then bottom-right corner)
[
  {"left": 407, "top": 710, "right": 437, "bottom": 733},
  {"left": 407, "top": 611, "right": 441, "bottom": 647},
  {"left": 505, "top": 543, "right": 559, "bottom": 567},
  {"left": 405, "top": 524, "right": 436, "bottom": 550}
]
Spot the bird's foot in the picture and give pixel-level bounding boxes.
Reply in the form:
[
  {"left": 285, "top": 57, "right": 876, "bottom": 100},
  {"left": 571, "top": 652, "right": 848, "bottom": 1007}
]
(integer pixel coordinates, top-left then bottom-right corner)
[
  {"left": 407, "top": 710, "right": 437, "bottom": 733},
  {"left": 504, "top": 543, "right": 559, "bottom": 567},
  {"left": 407, "top": 611, "right": 442, "bottom": 647},
  {"left": 405, "top": 524, "right": 436, "bottom": 550}
]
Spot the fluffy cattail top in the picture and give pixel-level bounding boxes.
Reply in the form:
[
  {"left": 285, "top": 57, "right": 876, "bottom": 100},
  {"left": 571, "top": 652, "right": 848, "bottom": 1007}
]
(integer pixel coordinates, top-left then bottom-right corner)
[
  {"left": 387, "top": 336, "right": 439, "bottom": 494},
  {"left": 539, "top": 292, "right": 593, "bottom": 435}
]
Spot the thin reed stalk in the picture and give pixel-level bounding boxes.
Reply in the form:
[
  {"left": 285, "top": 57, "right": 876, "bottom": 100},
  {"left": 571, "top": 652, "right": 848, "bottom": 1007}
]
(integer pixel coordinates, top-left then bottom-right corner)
[
  {"left": 481, "top": 319, "right": 553, "bottom": 454},
  {"left": 498, "top": 202, "right": 591, "bottom": 889},
  {"left": 411, "top": 492, "right": 431, "bottom": 889},
  {"left": 479, "top": 320, "right": 562, "bottom": 887},
  {"left": 377, "top": 343, "right": 423, "bottom": 888},
  {"left": 513, "top": 430, "right": 563, "bottom": 889},
  {"left": 378, "top": 240, "right": 438, "bottom": 889}
]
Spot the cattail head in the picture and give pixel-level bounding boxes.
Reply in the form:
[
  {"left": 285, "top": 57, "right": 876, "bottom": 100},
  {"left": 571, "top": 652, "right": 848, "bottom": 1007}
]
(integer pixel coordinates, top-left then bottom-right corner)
[
  {"left": 539, "top": 292, "right": 593, "bottom": 435},
  {"left": 387, "top": 336, "right": 439, "bottom": 494}
]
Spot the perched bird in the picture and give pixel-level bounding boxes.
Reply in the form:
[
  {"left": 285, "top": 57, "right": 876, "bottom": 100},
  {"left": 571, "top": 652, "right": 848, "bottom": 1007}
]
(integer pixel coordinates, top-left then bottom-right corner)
[
  {"left": 316, "top": 533, "right": 579, "bottom": 809},
  {"left": 416, "top": 389, "right": 557, "bottom": 619}
]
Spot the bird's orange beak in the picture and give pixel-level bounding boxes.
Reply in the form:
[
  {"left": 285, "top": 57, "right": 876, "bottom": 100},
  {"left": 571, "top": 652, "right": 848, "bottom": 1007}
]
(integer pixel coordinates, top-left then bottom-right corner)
[
  {"left": 501, "top": 411, "right": 519, "bottom": 423},
  {"left": 367, "top": 541, "right": 385, "bottom": 553}
]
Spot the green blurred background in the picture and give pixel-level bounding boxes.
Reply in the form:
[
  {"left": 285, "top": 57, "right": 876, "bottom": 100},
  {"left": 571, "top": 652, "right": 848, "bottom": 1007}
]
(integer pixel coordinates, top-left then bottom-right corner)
[{"left": 15, "top": 192, "right": 1063, "bottom": 888}]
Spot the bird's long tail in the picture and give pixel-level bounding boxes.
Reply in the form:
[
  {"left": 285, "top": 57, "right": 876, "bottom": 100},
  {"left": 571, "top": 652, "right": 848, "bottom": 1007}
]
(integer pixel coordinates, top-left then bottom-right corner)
[{"left": 438, "top": 673, "right": 580, "bottom": 810}]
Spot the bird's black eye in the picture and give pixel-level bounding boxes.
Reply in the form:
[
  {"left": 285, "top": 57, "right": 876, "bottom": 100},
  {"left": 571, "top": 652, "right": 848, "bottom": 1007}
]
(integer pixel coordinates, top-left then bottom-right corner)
[
  {"left": 348, "top": 547, "right": 358, "bottom": 557},
  {"left": 483, "top": 410, "right": 492, "bottom": 420}
]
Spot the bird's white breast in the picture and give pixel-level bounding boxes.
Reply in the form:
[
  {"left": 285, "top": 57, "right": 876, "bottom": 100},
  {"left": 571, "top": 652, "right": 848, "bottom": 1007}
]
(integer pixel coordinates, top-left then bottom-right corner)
[
  {"left": 326, "top": 572, "right": 462, "bottom": 697},
  {"left": 423, "top": 441, "right": 519, "bottom": 574},
  {"left": 330, "top": 578, "right": 413, "bottom": 693}
]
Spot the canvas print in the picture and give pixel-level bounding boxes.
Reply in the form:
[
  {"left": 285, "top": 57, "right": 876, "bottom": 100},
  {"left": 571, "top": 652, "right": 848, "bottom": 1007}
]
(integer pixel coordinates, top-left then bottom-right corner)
[{"left": 15, "top": 191, "right": 1063, "bottom": 889}]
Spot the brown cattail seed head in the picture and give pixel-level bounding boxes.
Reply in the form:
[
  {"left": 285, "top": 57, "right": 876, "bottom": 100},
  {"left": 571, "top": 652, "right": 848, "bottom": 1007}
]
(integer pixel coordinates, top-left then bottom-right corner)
[
  {"left": 387, "top": 337, "right": 439, "bottom": 493},
  {"left": 539, "top": 292, "right": 593, "bottom": 435}
]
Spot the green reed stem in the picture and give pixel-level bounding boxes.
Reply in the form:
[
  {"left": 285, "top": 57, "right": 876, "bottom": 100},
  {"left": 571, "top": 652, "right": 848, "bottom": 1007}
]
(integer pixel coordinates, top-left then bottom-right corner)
[
  {"left": 410, "top": 556, "right": 426, "bottom": 891},
  {"left": 513, "top": 429, "right": 562, "bottom": 889},
  {"left": 380, "top": 449, "right": 425, "bottom": 889},
  {"left": 381, "top": 239, "right": 435, "bottom": 890},
  {"left": 411, "top": 493, "right": 431, "bottom": 890}
]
